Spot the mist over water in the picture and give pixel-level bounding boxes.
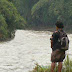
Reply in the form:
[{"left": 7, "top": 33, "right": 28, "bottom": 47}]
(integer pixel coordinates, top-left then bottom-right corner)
[{"left": 0, "top": 30, "right": 72, "bottom": 72}]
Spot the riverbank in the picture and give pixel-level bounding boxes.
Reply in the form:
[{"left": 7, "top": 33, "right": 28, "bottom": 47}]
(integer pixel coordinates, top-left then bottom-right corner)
[
  {"left": 25, "top": 26, "right": 72, "bottom": 34},
  {"left": 0, "top": 26, "right": 71, "bottom": 42},
  {"left": 0, "top": 30, "right": 15, "bottom": 42},
  {"left": 31, "top": 56, "right": 72, "bottom": 72}
]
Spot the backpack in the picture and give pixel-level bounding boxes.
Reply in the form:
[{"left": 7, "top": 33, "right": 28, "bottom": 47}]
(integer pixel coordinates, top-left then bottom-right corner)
[{"left": 58, "top": 30, "right": 69, "bottom": 51}]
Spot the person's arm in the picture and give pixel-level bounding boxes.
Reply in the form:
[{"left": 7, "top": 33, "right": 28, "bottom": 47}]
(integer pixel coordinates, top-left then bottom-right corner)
[
  {"left": 51, "top": 39, "right": 53, "bottom": 48},
  {"left": 50, "top": 32, "right": 58, "bottom": 48},
  {"left": 50, "top": 36, "right": 53, "bottom": 48}
]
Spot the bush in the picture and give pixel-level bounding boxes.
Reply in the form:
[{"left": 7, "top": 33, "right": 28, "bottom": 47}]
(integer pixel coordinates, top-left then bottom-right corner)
[
  {"left": 0, "top": 0, "right": 27, "bottom": 40},
  {"left": 31, "top": 56, "right": 72, "bottom": 72},
  {"left": 0, "top": 14, "right": 8, "bottom": 40}
]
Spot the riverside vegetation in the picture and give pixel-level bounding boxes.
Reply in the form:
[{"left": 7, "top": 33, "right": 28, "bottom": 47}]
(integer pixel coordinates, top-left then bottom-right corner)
[
  {"left": 0, "top": 0, "right": 26, "bottom": 41},
  {"left": 31, "top": 56, "right": 72, "bottom": 72},
  {"left": 0, "top": 0, "right": 72, "bottom": 40},
  {"left": 12, "top": 0, "right": 72, "bottom": 31}
]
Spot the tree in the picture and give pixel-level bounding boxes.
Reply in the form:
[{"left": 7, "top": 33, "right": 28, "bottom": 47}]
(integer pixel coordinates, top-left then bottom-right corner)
[
  {"left": 0, "top": 14, "right": 8, "bottom": 40},
  {"left": 31, "top": 0, "right": 72, "bottom": 31},
  {"left": 0, "top": 0, "right": 26, "bottom": 40},
  {"left": 11, "top": 0, "right": 39, "bottom": 25}
]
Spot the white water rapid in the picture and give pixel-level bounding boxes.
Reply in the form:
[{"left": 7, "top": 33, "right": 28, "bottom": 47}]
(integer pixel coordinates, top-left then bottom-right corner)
[{"left": 0, "top": 30, "right": 72, "bottom": 72}]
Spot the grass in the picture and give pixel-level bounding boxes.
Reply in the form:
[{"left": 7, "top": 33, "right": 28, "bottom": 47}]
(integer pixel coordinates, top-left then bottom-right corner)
[{"left": 31, "top": 56, "right": 72, "bottom": 72}]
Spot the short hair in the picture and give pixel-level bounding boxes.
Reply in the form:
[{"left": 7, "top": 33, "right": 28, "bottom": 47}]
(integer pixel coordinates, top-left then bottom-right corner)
[{"left": 55, "top": 21, "right": 64, "bottom": 28}]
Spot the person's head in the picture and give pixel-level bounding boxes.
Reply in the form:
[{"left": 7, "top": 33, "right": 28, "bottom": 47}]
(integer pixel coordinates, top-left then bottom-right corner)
[{"left": 55, "top": 21, "right": 64, "bottom": 30}]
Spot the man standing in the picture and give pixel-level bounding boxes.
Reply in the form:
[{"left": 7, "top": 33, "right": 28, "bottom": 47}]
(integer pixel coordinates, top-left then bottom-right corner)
[{"left": 50, "top": 21, "right": 69, "bottom": 72}]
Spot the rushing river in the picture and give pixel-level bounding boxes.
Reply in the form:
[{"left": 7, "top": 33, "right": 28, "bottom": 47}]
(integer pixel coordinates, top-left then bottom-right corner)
[{"left": 0, "top": 30, "right": 72, "bottom": 72}]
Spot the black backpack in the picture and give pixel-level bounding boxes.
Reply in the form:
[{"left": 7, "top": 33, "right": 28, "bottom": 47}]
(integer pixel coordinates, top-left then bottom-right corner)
[{"left": 58, "top": 30, "right": 69, "bottom": 51}]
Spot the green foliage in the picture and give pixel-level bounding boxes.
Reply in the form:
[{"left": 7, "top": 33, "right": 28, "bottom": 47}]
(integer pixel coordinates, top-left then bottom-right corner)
[
  {"left": 7, "top": 0, "right": 72, "bottom": 32},
  {"left": 0, "top": 14, "right": 8, "bottom": 40},
  {"left": 11, "top": 0, "right": 39, "bottom": 26},
  {"left": 0, "top": 0, "right": 26, "bottom": 40},
  {"left": 31, "top": 0, "right": 72, "bottom": 30},
  {"left": 31, "top": 63, "right": 50, "bottom": 72},
  {"left": 63, "top": 55, "right": 72, "bottom": 72},
  {"left": 31, "top": 56, "right": 72, "bottom": 72},
  {"left": 0, "top": 0, "right": 26, "bottom": 30},
  {"left": 31, "top": 0, "right": 49, "bottom": 15}
]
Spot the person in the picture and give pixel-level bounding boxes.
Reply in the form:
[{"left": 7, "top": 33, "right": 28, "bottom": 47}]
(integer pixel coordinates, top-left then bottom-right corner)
[{"left": 50, "top": 21, "right": 69, "bottom": 72}]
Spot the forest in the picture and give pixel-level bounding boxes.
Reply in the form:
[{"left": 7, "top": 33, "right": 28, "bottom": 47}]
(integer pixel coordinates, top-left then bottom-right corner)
[{"left": 0, "top": 0, "right": 72, "bottom": 40}]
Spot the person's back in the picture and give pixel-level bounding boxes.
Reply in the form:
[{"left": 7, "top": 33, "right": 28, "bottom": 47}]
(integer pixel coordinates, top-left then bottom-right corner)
[{"left": 50, "top": 21, "right": 69, "bottom": 72}]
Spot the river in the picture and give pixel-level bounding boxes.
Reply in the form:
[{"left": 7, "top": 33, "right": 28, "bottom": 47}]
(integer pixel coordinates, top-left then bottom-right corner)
[{"left": 0, "top": 30, "right": 72, "bottom": 72}]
